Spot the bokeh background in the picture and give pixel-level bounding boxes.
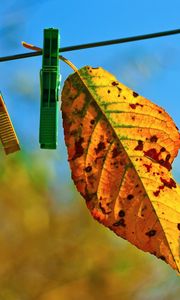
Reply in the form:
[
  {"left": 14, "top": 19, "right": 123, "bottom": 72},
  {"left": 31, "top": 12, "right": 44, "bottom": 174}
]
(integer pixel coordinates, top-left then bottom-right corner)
[{"left": 0, "top": 0, "right": 180, "bottom": 299}]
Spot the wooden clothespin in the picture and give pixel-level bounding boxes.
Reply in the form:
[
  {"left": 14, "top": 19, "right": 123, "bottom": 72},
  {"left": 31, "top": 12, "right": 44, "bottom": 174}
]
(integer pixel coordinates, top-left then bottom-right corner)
[{"left": 0, "top": 92, "right": 20, "bottom": 154}]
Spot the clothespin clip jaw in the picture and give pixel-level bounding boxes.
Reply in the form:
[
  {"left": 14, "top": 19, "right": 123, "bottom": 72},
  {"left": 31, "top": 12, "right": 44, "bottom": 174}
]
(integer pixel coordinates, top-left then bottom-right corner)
[
  {"left": 0, "top": 92, "right": 20, "bottom": 154},
  {"left": 39, "top": 28, "right": 60, "bottom": 149}
]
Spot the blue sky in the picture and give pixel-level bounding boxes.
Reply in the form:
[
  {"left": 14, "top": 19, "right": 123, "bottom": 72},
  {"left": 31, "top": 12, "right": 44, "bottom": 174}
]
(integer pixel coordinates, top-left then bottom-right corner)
[{"left": 1, "top": 0, "right": 180, "bottom": 183}]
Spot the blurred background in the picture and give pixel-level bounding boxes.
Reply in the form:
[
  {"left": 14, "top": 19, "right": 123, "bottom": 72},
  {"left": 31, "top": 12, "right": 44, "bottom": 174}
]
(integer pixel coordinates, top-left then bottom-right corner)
[{"left": 0, "top": 0, "right": 180, "bottom": 299}]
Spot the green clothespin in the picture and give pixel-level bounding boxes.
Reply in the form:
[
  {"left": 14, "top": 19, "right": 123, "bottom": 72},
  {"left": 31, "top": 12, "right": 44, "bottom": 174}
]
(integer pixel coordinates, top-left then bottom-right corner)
[{"left": 39, "top": 28, "right": 60, "bottom": 149}]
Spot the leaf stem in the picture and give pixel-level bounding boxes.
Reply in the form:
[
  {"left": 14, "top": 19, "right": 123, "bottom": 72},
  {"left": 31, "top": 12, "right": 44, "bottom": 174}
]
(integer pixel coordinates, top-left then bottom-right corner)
[{"left": 22, "top": 41, "right": 79, "bottom": 73}]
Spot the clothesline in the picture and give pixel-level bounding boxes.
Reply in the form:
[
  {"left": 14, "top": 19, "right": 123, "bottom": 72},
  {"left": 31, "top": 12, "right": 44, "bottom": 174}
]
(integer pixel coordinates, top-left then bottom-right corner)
[{"left": 0, "top": 28, "right": 180, "bottom": 62}]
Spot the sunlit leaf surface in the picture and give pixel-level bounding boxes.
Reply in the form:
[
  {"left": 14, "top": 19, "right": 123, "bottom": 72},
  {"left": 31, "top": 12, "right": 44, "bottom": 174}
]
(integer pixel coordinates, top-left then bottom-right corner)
[{"left": 62, "top": 66, "right": 180, "bottom": 272}]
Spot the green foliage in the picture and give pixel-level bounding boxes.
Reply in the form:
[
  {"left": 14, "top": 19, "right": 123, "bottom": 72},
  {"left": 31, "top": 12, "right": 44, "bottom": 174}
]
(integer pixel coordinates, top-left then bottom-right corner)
[{"left": 0, "top": 150, "right": 179, "bottom": 299}]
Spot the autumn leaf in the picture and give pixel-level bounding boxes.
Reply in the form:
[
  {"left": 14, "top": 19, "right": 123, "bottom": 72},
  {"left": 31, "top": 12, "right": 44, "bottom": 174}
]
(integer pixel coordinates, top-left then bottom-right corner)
[{"left": 61, "top": 66, "right": 180, "bottom": 273}]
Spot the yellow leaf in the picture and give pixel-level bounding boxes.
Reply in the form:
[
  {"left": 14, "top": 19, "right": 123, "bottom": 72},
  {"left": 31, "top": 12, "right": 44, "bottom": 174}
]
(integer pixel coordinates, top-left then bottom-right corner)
[{"left": 61, "top": 66, "right": 180, "bottom": 273}]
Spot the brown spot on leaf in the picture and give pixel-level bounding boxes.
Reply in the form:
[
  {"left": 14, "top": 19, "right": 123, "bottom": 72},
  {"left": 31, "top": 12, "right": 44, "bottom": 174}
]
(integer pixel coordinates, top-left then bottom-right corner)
[
  {"left": 153, "top": 190, "right": 160, "bottom": 197},
  {"left": 160, "top": 177, "right": 176, "bottom": 189},
  {"left": 143, "top": 163, "right": 152, "bottom": 172},
  {"left": 145, "top": 229, "right": 156, "bottom": 237},
  {"left": 159, "top": 185, "right": 164, "bottom": 190},
  {"left": 112, "top": 81, "right": 118, "bottom": 86},
  {"left": 137, "top": 102, "right": 143, "bottom": 107},
  {"left": 144, "top": 148, "right": 159, "bottom": 161},
  {"left": 112, "top": 147, "right": 121, "bottom": 158},
  {"left": 159, "top": 159, "right": 172, "bottom": 171},
  {"left": 177, "top": 223, "right": 180, "bottom": 230},
  {"left": 72, "top": 137, "right": 84, "bottom": 160},
  {"left": 160, "top": 147, "right": 166, "bottom": 152},
  {"left": 166, "top": 154, "right": 171, "bottom": 161},
  {"left": 159, "top": 256, "right": 166, "bottom": 261},
  {"left": 85, "top": 192, "right": 96, "bottom": 202},
  {"left": 113, "top": 218, "right": 126, "bottom": 227},
  {"left": 130, "top": 102, "right": 143, "bottom": 108},
  {"left": 127, "top": 194, "right": 134, "bottom": 200},
  {"left": 85, "top": 166, "right": 92, "bottom": 173},
  {"left": 119, "top": 160, "right": 125, "bottom": 166},
  {"left": 129, "top": 104, "right": 136, "bottom": 109},
  {"left": 90, "top": 119, "right": 95, "bottom": 125},
  {"left": 119, "top": 210, "right": 125, "bottom": 217},
  {"left": 99, "top": 203, "right": 107, "bottom": 214},
  {"left": 95, "top": 142, "right": 105, "bottom": 154},
  {"left": 134, "top": 140, "right": 143, "bottom": 151},
  {"left": 107, "top": 90, "right": 111, "bottom": 93},
  {"left": 133, "top": 91, "right": 139, "bottom": 97},
  {"left": 150, "top": 135, "right": 158, "bottom": 143}
]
